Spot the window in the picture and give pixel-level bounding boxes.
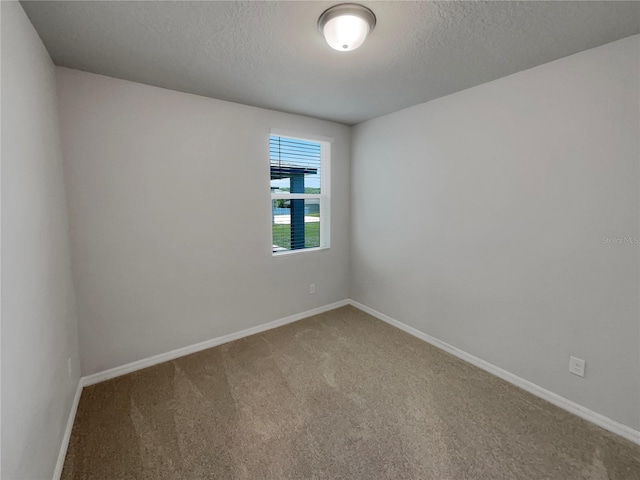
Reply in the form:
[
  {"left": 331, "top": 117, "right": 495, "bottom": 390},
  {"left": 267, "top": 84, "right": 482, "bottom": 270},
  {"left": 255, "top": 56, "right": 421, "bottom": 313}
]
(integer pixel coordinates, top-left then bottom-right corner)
[{"left": 270, "top": 133, "right": 330, "bottom": 254}]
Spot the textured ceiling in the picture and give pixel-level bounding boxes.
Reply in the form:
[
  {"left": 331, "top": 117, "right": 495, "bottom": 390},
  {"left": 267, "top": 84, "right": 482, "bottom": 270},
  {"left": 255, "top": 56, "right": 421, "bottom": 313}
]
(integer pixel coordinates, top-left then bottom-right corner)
[{"left": 21, "top": 1, "right": 640, "bottom": 125}]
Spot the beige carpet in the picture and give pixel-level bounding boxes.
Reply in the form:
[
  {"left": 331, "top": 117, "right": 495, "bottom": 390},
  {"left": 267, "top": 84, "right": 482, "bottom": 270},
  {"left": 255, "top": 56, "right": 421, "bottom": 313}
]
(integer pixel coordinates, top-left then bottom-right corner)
[{"left": 62, "top": 306, "right": 640, "bottom": 479}]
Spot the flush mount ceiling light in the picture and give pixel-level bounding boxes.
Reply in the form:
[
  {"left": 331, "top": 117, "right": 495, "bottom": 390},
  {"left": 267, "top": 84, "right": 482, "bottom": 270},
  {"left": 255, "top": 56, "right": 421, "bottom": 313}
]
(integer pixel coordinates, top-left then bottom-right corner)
[{"left": 318, "top": 3, "right": 376, "bottom": 52}]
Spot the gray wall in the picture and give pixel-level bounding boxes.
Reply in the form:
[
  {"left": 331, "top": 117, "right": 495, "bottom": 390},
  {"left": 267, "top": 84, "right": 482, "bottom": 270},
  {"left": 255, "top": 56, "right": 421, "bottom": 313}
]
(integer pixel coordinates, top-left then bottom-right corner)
[
  {"left": 1, "top": 3, "right": 80, "bottom": 479},
  {"left": 56, "top": 68, "right": 351, "bottom": 375},
  {"left": 350, "top": 35, "right": 640, "bottom": 430}
]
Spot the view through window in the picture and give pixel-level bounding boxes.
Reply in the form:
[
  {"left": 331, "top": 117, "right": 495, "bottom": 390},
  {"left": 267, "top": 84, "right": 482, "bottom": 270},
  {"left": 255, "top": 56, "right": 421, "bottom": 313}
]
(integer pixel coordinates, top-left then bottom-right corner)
[{"left": 270, "top": 134, "right": 329, "bottom": 254}]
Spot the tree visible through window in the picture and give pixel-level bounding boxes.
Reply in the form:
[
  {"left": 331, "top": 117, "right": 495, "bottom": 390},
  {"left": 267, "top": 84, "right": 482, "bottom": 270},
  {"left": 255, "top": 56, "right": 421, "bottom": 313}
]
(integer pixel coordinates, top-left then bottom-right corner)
[{"left": 270, "top": 134, "right": 330, "bottom": 254}]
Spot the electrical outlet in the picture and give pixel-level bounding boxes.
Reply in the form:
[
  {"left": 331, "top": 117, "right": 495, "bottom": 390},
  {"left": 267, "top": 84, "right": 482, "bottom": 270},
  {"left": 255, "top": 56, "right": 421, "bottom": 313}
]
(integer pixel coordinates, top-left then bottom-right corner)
[
  {"left": 68, "top": 358, "right": 73, "bottom": 380},
  {"left": 569, "top": 356, "right": 585, "bottom": 377},
  {"left": 309, "top": 284, "right": 316, "bottom": 294}
]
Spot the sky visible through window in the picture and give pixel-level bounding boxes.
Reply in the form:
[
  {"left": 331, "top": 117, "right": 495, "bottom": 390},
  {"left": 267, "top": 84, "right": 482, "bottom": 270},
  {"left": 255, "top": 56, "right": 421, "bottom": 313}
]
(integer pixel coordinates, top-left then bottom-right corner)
[{"left": 270, "top": 136, "right": 321, "bottom": 192}]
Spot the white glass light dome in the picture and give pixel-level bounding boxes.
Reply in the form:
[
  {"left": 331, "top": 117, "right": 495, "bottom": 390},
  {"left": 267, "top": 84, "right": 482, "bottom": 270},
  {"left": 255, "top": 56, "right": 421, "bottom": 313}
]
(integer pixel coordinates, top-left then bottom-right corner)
[{"left": 318, "top": 4, "right": 376, "bottom": 52}]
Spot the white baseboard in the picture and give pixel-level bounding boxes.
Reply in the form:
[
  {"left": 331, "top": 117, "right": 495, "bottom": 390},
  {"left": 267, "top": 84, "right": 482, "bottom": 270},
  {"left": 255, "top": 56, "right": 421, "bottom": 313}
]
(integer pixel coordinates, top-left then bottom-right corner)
[
  {"left": 348, "top": 299, "right": 640, "bottom": 446},
  {"left": 53, "top": 379, "right": 83, "bottom": 480},
  {"left": 81, "top": 299, "right": 350, "bottom": 387}
]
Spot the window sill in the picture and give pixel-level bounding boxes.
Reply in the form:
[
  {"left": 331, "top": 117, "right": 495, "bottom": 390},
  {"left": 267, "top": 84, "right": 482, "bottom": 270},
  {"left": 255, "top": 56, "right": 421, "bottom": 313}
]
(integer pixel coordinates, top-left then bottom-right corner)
[{"left": 272, "top": 247, "right": 330, "bottom": 257}]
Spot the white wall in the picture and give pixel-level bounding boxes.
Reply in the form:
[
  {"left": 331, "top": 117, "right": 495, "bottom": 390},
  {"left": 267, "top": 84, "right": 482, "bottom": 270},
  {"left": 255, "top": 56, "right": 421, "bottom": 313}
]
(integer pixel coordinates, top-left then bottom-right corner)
[
  {"left": 1, "top": 3, "right": 80, "bottom": 479},
  {"left": 56, "top": 68, "right": 351, "bottom": 375},
  {"left": 351, "top": 35, "right": 640, "bottom": 430}
]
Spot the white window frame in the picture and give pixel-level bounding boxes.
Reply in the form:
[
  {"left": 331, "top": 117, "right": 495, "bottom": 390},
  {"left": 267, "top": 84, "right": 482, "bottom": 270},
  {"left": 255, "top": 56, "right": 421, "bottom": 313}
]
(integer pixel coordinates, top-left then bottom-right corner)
[{"left": 270, "top": 130, "right": 331, "bottom": 256}]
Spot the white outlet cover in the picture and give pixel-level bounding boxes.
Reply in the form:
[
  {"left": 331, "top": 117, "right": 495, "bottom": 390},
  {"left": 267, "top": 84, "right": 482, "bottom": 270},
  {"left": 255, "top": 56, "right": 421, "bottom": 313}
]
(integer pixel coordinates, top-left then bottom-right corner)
[{"left": 569, "top": 356, "right": 586, "bottom": 377}]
